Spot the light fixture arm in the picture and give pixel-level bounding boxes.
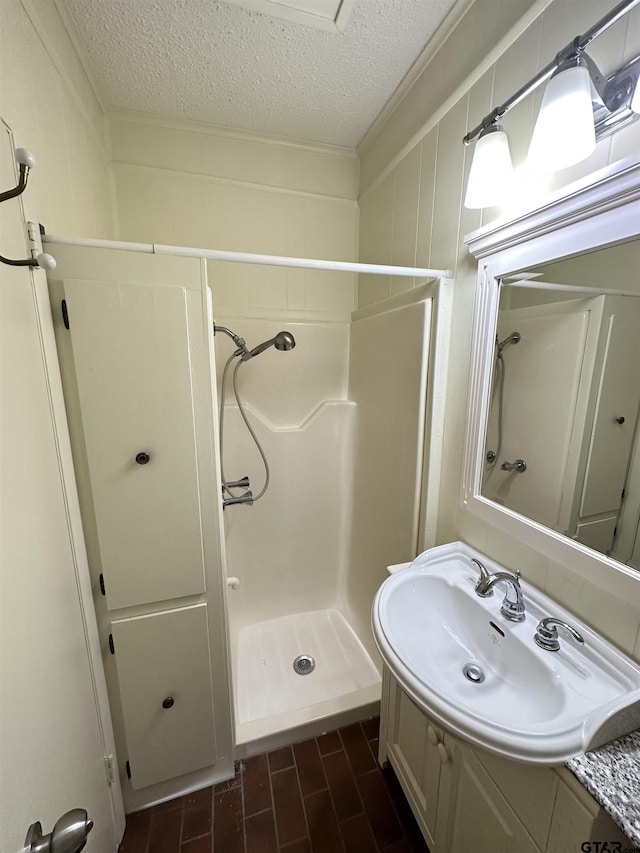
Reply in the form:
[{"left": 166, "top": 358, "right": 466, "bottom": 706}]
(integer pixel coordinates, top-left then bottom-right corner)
[{"left": 463, "top": 0, "right": 640, "bottom": 146}]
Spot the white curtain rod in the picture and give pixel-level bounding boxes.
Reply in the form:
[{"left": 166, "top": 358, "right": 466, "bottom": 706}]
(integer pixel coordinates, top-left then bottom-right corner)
[
  {"left": 504, "top": 280, "right": 640, "bottom": 297},
  {"left": 41, "top": 232, "right": 451, "bottom": 279}
]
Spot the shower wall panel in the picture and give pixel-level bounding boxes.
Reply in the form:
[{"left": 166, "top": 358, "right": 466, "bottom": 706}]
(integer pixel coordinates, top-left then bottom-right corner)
[
  {"left": 214, "top": 319, "right": 352, "bottom": 631},
  {"left": 346, "top": 297, "right": 432, "bottom": 662}
]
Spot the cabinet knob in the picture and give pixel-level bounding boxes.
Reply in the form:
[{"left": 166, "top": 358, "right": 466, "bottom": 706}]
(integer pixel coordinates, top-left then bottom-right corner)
[
  {"left": 427, "top": 725, "right": 440, "bottom": 745},
  {"left": 162, "top": 697, "right": 175, "bottom": 709},
  {"left": 135, "top": 452, "right": 151, "bottom": 465},
  {"left": 615, "top": 416, "right": 625, "bottom": 424},
  {"left": 437, "top": 742, "right": 451, "bottom": 764}
]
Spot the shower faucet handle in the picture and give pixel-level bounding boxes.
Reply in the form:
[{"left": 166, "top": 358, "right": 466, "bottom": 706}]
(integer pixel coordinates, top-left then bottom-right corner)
[
  {"left": 223, "top": 491, "right": 254, "bottom": 509},
  {"left": 224, "top": 476, "right": 250, "bottom": 491},
  {"left": 501, "top": 458, "right": 527, "bottom": 473}
]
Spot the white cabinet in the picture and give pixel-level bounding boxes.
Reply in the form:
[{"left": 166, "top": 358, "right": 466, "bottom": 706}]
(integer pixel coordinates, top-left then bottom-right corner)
[
  {"left": 111, "top": 604, "right": 217, "bottom": 790},
  {"left": 382, "top": 668, "right": 449, "bottom": 850},
  {"left": 567, "top": 297, "right": 640, "bottom": 553},
  {"left": 443, "top": 739, "right": 540, "bottom": 853},
  {"left": 63, "top": 279, "right": 207, "bottom": 610},
  {"left": 48, "top": 245, "right": 233, "bottom": 810},
  {"left": 380, "top": 668, "right": 631, "bottom": 853}
]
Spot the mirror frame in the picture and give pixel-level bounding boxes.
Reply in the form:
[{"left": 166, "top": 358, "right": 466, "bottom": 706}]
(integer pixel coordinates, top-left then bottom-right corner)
[{"left": 462, "top": 158, "right": 640, "bottom": 600}]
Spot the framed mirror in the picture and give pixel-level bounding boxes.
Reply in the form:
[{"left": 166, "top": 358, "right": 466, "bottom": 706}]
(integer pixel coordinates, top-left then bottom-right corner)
[{"left": 463, "top": 158, "right": 640, "bottom": 599}]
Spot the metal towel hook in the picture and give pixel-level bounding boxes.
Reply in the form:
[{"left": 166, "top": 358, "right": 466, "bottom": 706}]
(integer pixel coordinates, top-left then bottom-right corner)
[
  {"left": 0, "top": 149, "right": 56, "bottom": 271},
  {"left": 0, "top": 147, "right": 34, "bottom": 203}
]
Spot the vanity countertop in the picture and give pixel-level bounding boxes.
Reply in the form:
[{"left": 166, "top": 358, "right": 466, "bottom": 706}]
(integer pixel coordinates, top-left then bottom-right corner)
[{"left": 567, "top": 730, "right": 640, "bottom": 846}]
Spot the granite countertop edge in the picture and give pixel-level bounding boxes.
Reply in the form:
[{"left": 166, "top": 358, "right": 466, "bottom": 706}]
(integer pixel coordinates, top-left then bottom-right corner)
[{"left": 566, "top": 730, "right": 640, "bottom": 846}]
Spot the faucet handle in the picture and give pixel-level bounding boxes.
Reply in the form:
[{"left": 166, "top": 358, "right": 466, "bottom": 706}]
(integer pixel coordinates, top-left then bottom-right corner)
[
  {"left": 470, "top": 558, "right": 493, "bottom": 596},
  {"left": 534, "top": 617, "right": 584, "bottom": 652}
]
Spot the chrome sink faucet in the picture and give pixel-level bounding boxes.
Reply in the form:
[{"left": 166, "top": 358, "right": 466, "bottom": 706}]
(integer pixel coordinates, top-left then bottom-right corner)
[{"left": 472, "top": 559, "right": 526, "bottom": 622}]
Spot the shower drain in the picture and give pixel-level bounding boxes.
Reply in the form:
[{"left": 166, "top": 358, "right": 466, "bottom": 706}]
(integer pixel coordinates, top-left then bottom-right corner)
[{"left": 293, "top": 654, "right": 316, "bottom": 675}]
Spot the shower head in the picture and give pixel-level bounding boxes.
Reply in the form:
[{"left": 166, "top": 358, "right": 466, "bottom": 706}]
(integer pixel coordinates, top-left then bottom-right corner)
[
  {"left": 496, "top": 331, "right": 521, "bottom": 355},
  {"left": 247, "top": 331, "right": 296, "bottom": 359}
]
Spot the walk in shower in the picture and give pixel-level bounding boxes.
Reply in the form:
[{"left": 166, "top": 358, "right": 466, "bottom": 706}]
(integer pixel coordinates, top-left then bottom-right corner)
[{"left": 213, "top": 291, "right": 443, "bottom": 754}]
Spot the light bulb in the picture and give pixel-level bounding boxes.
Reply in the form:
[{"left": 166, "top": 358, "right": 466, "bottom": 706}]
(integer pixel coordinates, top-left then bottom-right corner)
[
  {"left": 528, "top": 64, "right": 596, "bottom": 171},
  {"left": 464, "top": 125, "right": 514, "bottom": 209}
]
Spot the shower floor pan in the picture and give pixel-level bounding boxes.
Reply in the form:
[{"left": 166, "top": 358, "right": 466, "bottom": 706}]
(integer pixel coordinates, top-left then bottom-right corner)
[{"left": 234, "top": 608, "right": 381, "bottom": 752}]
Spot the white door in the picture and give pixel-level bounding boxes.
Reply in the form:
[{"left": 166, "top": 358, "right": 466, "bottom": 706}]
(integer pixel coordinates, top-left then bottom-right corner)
[{"left": 0, "top": 124, "right": 124, "bottom": 851}]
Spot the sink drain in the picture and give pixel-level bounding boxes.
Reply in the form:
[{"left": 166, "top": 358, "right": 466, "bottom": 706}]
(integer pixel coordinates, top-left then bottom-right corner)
[
  {"left": 463, "top": 663, "right": 485, "bottom": 684},
  {"left": 293, "top": 654, "right": 316, "bottom": 675}
]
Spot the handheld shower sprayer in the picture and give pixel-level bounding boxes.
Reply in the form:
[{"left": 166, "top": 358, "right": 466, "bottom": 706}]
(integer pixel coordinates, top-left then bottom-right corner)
[
  {"left": 496, "top": 331, "right": 521, "bottom": 355},
  {"left": 486, "top": 330, "right": 521, "bottom": 469},
  {"left": 214, "top": 326, "right": 296, "bottom": 360},
  {"left": 248, "top": 330, "right": 296, "bottom": 359},
  {"left": 214, "top": 323, "right": 296, "bottom": 507}
]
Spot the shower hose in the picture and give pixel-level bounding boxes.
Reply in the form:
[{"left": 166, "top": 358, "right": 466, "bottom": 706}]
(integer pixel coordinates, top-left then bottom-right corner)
[
  {"left": 219, "top": 351, "right": 271, "bottom": 501},
  {"left": 486, "top": 349, "right": 506, "bottom": 470}
]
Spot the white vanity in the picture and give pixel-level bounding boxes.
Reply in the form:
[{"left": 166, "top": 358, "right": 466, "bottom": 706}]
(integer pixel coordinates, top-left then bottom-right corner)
[
  {"left": 378, "top": 667, "right": 632, "bottom": 853},
  {"left": 373, "top": 542, "right": 639, "bottom": 852}
]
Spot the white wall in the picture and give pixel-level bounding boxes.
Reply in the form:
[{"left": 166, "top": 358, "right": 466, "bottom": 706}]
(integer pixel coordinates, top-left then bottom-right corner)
[
  {"left": 357, "top": 0, "right": 640, "bottom": 660},
  {"left": 110, "top": 112, "right": 360, "bottom": 322},
  {"left": 1, "top": 0, "right": 113, "bottom": 237},
  {"left": 1, "top": 2, "right": 119, "bottom": 849}
]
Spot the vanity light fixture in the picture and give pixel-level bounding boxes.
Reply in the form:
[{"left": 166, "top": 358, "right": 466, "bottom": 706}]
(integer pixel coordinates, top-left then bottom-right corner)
[
  {"left": 527, "top": 56, "right": 596, "bottom": 170},
  {"left": 464, "top": 122, "right": 514, "bottom": 209},
  {"left": 463, "top": 0, "right": 640, "bottom": 208}
]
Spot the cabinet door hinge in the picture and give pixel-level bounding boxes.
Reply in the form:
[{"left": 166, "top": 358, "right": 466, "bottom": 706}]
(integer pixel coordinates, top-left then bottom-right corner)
[
  {"left": 104, "top": 754, "right": 116, "bottom": 785},
  {"left": 108, "top": 634, "right": 115, "bottom": 654},
  {"left": 99, "top": 573, "right": 106, "bottom": 596},
  {"left": 61, "top": 299, "right": 70, "bottom": 330}
]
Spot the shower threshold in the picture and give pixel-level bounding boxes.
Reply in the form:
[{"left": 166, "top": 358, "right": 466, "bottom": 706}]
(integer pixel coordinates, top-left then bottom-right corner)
[{"left": 233, "top": 608, "right": 381, "bottom": 756}]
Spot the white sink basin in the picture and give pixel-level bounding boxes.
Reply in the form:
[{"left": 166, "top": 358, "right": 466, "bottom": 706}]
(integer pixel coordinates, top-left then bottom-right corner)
[{"left": 373, "top": 541, "right": 640, "bottom": 764}]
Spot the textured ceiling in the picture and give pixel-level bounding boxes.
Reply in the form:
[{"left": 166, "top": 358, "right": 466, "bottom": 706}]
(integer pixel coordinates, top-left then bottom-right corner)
[{"left": 62, "top": 0, "right": 462, "bottom": 147}]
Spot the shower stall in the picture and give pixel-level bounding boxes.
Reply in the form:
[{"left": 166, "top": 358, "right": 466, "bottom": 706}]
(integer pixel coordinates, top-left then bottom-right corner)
[
  {"left": 212, "top": 296, "right": 443, "bottom": 754},
  {"left": 44, "top": 235, "right": 451, "bottom": 805}
]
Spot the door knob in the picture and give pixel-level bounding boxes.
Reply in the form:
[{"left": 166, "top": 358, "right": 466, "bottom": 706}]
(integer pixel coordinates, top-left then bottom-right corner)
[
  {"left": 24, "top": 809, "right": 93, "bottom": 853},
  {"left": 135, "top": 451, "right": 151, "bottom": 465},
  {"left": 615, "top": 416, "right": 625, "bottom": 424}
]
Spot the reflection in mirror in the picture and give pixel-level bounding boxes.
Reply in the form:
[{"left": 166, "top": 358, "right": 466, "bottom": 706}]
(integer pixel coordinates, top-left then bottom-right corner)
[{"left": 481, "top": 240, "right": 640, "bottom": 569}]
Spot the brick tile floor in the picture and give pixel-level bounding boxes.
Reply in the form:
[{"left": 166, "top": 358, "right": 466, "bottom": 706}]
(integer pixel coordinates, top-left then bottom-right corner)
[{"left": 118, "top": 717, "right": 430, "bottom": 853}]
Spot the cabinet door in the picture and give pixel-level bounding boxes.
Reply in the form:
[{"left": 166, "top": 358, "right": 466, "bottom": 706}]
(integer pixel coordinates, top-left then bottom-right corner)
[
  {"left": 442, "top": 738, "right": 540, "bottom": 853},
  {"left": 580, "top": 303, "right": 640, "bottom": 517},
  {"left": 63, "top": 279, "right": 206, "bottom": 609},
  {"left": 112, "top": 604, "right": 217, "bottom": 790},
  {"left": 386, "top": 680, "right": 445, "bottom": 850}
]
